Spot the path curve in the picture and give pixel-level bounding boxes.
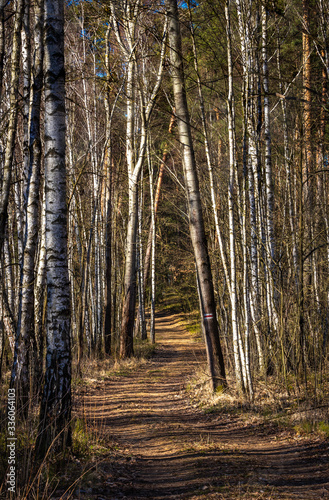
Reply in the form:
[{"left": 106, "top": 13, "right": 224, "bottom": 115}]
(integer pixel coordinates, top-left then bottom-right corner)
[{"left": 79, "top": 313, "right": 329, "bottom": 500}]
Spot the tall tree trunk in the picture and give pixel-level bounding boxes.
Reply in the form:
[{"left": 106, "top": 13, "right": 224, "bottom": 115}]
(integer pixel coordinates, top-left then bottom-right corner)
[
  {"left": 0, "top": 0, "right": 24, "bottom": 255},
  {"left": 137, "top": 171, "right": 147, "bottom": 340},
  {"left": 37, "top": 0, "right": 71, "bottom": 457},
  {"left": 0, "top": 1, "right": 6, "bottom": 99},
  {"left": 104, "top": 26, "right": 113, "bottom": 356},
  {"left": 11, "top": 0, "right": 44, "bottom": 408},
  {"left": 225, "top": 0, "right": 249, "bottom": 395},
  {"left": 167, "top": 0, "right": 226, "bottom": 390},
  {"left": 120, "top": 178, "right": 138, "bottom": 357},
  {"left": 262, "top": 4, "right": 279, "bottom": 336},
  {"left": 120, "top": 50, "right": 137, "bottom": 357},
  {"left": 236, "top": 0, "right": 265, "bottom": 372},
  {"left": 300, "top": 0, "right": 312, "bottom": 382},
  {"left": 147, "top": 137, "right": 156, "bottom": 343},
  {"left": 188, "top": 3, "right": 231, "bottom": 301},
  {"left": 111, "top": 2, "right": 167, "bottom": 358},
  {"left": 134, "top": 112, "right": 176, "bottom": 337}
]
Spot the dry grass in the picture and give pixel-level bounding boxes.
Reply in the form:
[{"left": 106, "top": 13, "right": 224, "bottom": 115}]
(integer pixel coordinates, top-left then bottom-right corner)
[
  {"left": 73, "top": 339, "right": 156, "bottom": 387},
  {"left": 185, "top": 362, "right": 329, "bottom": 439},
  {"left": 0, "top": 339, "right": 157, "bottom": 500}
]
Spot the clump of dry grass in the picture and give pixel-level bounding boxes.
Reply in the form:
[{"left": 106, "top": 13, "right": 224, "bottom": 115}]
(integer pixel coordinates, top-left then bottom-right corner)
[
  {"left": 185, "top": 363, "right": 329, "bottom": 438},
  {"left": 185, "top": 364, "right": 252, "bottom": 415},
  {"left": 73, "top": 339, "right": 156, "bottom": 387}
]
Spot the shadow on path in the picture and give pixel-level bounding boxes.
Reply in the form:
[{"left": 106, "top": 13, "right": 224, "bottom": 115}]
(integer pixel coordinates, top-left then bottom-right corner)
[{"left": 78, "top": 313, "right": 329, "bottom": 500}]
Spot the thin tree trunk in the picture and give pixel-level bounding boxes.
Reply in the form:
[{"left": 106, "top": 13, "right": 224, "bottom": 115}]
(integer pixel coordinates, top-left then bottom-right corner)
[
  {"left": 34, "top": 184, "right": 46, "bottom": 378},
  {"left": 104, "top": 26, "right": 113, "bottom": 355},
  {"left": 237, "top": 0, "right": 265, "bottom": 372},
  {"left": 137, "top": 171, "right": 147, "bottom": 340},
  {"left": 188, "top": 3, "right": 231, "bottom": 301},
  {"left": 167, "top": 0, "right": 226, "bottom": 390},
  {"left": 11, "top": 0, "right": 44, "bottom": 407},
  {"left": 225, "top": 0, "right": 249, "bottom": 394},
  {"left": 147, "top": 137, "right": 156, "bottom": 343},
  {"left": 22, "top": 0, "right": 31, "bottom": 194},
  {"left": 111, "top": 3, "right": 167, "bottom": 358},
  {"left": 143, "top": 113, "right": 175, "bottom": 290},
  {"left": 0, "top": 0, "right": 24, "bottom": 255},
  {"left": 0, "top": 1, "right": 6, "bottom": 99},
  {"left": 134, "top": 112, "right": 176, "bottom": 336},
  {"left": 262, "top": 5, "right": 279, "bottom": 336}
]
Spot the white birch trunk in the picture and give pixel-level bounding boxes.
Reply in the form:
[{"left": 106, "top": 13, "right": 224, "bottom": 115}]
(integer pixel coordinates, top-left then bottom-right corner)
[
  {"left": 236, "top": 0, "right": 264, "bottom": 372},
  {"left": 110, "top": 1, "right": 167, "bottom": 357},
  {"left": 37, "top": 0, "right": 71, "bottom": 457},
  {"left": 137, "top": 171, "right": 147, "bottom": 340},
  {"left": 147, "top": 138, "right": 156, "bottom": 343},
  {"left": 34, "top": 184, "right": 46, "bottom": 373},
  {"left": 12, "top": 1, "right": 44, "bottom": 405},
  {"left": 22, "top": 0, "right": 31, "bottom": 197},
  {"left": 262, "top": 5, "right": 279, "bottom": 336},
  {"left": 0, "top": 0, "right": 24, "bottom": 254},
  {"left": 225, "top": 0, "right": 245, "bottom": 393}
]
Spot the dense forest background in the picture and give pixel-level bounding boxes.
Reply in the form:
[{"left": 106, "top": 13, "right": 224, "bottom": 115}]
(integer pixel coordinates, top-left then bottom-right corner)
[{"left": 0, "top": 0, "right": 329, "bottom": 488}]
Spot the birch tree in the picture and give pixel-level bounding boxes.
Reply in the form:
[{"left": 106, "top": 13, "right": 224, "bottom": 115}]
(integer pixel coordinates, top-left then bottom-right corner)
[
  {"left": 110, "top": 0, "right": 167, "bottom": 357},
  {"left": 0, "top": 0, "right": 24, "bottom": 255},
  {"left": 37, "top": 0, "right": 71, "bottom": 456},
  {"left": 12, "top": 0, "right": 44, "bottom": 411}
]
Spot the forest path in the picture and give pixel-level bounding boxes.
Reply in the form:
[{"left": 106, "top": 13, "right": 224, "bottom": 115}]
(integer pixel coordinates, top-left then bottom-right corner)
[{"left": 78, "top": 313, "right": 329, "bottom": 500}]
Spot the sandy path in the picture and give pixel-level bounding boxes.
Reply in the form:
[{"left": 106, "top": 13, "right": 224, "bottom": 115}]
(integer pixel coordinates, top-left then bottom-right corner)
[{"left": 80, "top": 314, "right": 329, "bottom": 500}]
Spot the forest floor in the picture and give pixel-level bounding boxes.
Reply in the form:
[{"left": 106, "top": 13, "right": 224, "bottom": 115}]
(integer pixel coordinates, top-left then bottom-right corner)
[{"left": 61, "top": 313, "right": 329, "bottom": 500}]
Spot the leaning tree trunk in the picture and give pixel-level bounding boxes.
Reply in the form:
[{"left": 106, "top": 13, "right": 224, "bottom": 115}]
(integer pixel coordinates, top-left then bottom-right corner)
[
  {"left": 167, "top": 0, "right": 226, "bottom": 390},
  {"left": 36, "top": 0, "right": 71, "bottom": 457}
]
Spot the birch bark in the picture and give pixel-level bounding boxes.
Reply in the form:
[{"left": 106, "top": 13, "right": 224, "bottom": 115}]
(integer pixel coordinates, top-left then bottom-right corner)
[
  {"left": 0, "top": 0, "right": 24, "bottom": 254},
  {"left": 12, "top": 0, "right": 44, "bottom": 405},
  {"left": 110, "top": 0, "right": 167, "bottom": 357},
  {"left": 37, "top": 0, "right": 71, "bottom": 456}
]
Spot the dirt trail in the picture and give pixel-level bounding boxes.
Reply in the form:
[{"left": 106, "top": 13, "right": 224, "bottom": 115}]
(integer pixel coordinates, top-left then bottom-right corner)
[{"left": 80, "top": 314, "right": 329, "bottom": 500}]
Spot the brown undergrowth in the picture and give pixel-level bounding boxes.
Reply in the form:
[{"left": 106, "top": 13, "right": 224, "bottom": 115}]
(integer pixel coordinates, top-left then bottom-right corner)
[
  {"left": 185, "top": 363, "right": 329, "bottom": 441},
  {"left": 180, "top": 309, "right": 329, "bottom": 443},
  {"left": 0, "top": 340, "right": 156, "bottom": 500},
  {"left": 1, "top": 313, "right": 328, "bottom": 499},
  {"left": 69, "top": 312, "right": 329, "bottom": 499}
]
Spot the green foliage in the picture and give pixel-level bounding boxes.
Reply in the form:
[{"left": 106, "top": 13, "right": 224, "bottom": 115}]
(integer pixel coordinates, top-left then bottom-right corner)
[
  {"left": 294, "top": 420, "right": 314, "bottom": 435},
  {"left": 294, "top": 420, "right": 329, "bottom": 438},
  {"left": 72, "top": 418, "right": 90, "bottom": 457},
  {"left": 72, "top": 418, "right": 111, "bottom": 458},
  {"left": 318, "top": 421, "right": 329, "bottom": 438}
]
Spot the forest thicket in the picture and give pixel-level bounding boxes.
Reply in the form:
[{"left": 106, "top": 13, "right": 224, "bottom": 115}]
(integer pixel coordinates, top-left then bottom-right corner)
[{"left": 0, "top": 0, "right": 329, "bottom": 471}]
